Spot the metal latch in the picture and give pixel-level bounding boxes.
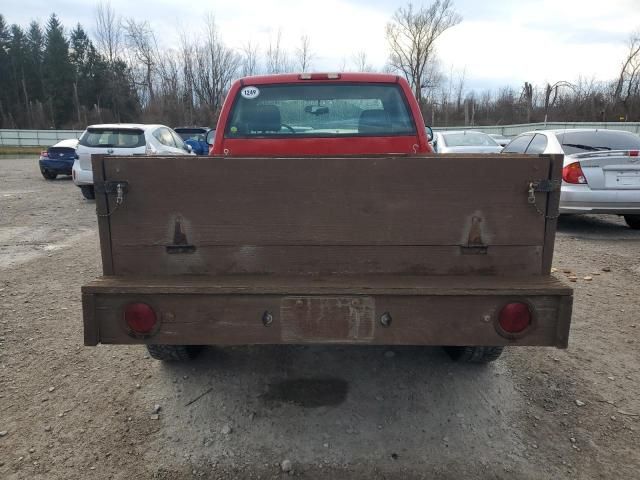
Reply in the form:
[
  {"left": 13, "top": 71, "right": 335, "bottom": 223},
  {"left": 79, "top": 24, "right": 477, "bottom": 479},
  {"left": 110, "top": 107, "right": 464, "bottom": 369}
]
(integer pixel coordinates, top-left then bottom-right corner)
[
  {"left": 527, "top": 180, "right": 561, "bottom": 219},
  {"left": 95, "top": 181, "right": 128, "bottom": 217}
]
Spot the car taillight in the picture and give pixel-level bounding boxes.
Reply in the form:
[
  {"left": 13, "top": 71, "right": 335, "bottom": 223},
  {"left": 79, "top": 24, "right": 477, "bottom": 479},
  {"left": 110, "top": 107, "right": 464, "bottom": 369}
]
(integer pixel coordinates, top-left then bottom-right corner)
[
  {"left": 124, "top": 303, "right": 157, "bottom": 334},
  {"left": 498, "top": 302, "right": 532, "bottom": 334},
  {"left": 629, "top": 150, "right": 639, "bottom": 157},
  {"left": 40, "top": 151, "right": 48, "bottom": 157},
  {"left": 562, "top": 162, "right": 587, "bottom": 184}
]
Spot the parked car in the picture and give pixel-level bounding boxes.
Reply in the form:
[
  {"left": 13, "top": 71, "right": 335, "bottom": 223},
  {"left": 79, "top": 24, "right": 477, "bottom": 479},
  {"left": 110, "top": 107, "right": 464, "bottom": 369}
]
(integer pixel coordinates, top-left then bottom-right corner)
[
  {"left": 173, "top": 127, "right": 213, "bottom": 155},
  {"left": 502, "top": 129, "right": 640, "bottom": 229},
  {"left": 73, "top": 124, "right": 194, "bottom": 199},
  {"left": 39, "top": 138, "right": 78, "bottom": 180},
  {"left": 432, "top": 130, "right": 503, "bottom": 153},
  {"left": 488, "top": 133, "right": 511, "bottom": 147}
]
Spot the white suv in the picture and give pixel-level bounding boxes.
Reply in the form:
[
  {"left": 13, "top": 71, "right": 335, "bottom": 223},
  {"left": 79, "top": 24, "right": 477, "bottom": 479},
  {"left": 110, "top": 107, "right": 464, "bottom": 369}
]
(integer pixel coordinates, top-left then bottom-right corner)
[{"left": 73, "top": 124, "right": 194, "bottom": 199}]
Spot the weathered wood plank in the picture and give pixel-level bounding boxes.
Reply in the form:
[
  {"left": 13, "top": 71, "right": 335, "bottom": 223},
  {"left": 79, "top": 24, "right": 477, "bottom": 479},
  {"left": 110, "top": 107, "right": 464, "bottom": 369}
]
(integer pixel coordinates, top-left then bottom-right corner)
[
  {"left": 92, "top": 155, "right": 114, "bottom": 275},
  {"left": 83, "top": 274, "right": 573, "bottom": 296},
  {"left": 542, "top": 154, "right": 564, "bottom": 274},
  {"left": 110, "top": 245, "right": 544, "bottom": 276}
]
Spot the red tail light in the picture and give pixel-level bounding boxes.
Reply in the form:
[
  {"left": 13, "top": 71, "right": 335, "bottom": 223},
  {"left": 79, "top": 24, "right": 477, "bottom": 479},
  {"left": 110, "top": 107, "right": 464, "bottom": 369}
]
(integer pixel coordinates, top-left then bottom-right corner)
[
  {"left": 562, "top": 162, "right": 587, "bottom": 184},
  {"left": 124, "top": 303, "right": 157, "bottom": 334},
  {"left": 498, "top": 302, "right": 531, "bottom": 334},
  {"left": 629, "top": 150, "right": 639, "bottom": 157},
  {"left": 40, "top": 151, "right": 48, "bottom": 157}
]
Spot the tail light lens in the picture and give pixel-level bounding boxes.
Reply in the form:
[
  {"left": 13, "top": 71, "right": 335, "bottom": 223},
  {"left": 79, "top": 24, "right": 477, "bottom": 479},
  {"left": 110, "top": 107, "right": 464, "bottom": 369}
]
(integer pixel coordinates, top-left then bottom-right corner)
[
  {"left": 498, "top": 302, "right": 531, "bottom": 334},
  {"left": 124, "top": 303, "right": 157, "bottom": 334},
  {"left": 562, "top": 162, "right": 587, "bottom": 184},
  {"left": 629, "top": 150, "right": 639, "bottom": 157}
]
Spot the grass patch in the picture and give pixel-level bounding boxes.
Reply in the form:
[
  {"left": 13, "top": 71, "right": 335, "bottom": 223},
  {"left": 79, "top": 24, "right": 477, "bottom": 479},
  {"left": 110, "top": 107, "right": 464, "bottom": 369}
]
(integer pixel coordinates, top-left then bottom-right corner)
[{"left": 0, "top": 146, "right": 43, "bottom": 155}]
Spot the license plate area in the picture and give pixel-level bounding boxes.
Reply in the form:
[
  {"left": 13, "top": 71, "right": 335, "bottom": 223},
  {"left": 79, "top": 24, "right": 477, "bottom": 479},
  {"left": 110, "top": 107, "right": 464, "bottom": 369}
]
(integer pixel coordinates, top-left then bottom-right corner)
[
  {"left": 606, "top": 170, "right": 640, "bottom": 187},
  {"left": 280, "top": 296, "right": 375, "bottom": 343}
]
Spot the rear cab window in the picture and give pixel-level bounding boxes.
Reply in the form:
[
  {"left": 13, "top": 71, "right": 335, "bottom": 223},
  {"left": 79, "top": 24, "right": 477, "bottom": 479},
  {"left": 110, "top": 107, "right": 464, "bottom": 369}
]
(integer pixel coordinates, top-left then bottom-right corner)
[
  {"left": 225, "top": 83, "right": 417, "bottom": 138},
  {"left": 79, "top": 128, "right": 145, "bottom": 148}
]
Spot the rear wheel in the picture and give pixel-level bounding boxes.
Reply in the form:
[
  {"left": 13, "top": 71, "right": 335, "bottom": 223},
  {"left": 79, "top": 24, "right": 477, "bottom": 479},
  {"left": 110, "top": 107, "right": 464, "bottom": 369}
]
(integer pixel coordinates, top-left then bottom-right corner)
[
  {"left": 146, "top": 344, "right": 203, "bottom": 361},
  {"left": 623, "top": 214, "right": 640, "bottom": 230},
  {"left": 80, "top": 185, "right": 95, "bottom": 200},
  {"left": 41, "top": 169, "right": 57, "bottom": 180},
  {"left": 444, "top": 346, "right": 504, "bottom": 363}
]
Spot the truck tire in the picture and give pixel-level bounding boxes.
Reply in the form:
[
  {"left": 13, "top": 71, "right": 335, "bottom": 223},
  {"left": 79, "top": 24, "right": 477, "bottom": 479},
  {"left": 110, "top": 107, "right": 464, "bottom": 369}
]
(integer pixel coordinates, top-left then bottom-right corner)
[
  {"left": 80, "top": 185, "right": 95, "bottom": 200},
  {"left": 146, "top": 344, "right": 203, "bottom": 361},
  {"left": 624, "top": 215, "right": 640, "bottom": 230},
  {"left": 443, "top": 346, "right": 504, "bottom": 363}
]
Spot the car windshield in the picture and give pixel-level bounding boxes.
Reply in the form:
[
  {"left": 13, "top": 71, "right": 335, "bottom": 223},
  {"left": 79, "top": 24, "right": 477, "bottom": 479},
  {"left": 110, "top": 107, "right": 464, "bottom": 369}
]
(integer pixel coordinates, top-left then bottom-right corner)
[
  {"left": 442, "top": 132, "right": 498, "bottom": 147},
  {"left": 175, "top": 129, "right": 207, "bottom": 142},
  {"left": 79, "top": 128, "right": 145, "bottom": 148},
  {"left": 225, "top": 83, "right": 416, "bottom": 138},
  {"left": 557, "top": 131, "right": 640, "bottom": 154}
]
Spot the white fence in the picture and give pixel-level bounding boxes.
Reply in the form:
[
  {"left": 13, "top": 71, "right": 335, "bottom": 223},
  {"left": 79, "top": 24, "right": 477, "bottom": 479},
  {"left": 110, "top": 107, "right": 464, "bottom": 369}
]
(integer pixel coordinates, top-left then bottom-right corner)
[
  {"left": 1, "top": 122, "right": 640, "bottom": 146},
  {"left": 434, "top": 122, "right": 640, "bottom": 137},
  {"left": 0, "top": 129, "right": 84, "bottom": 147}
]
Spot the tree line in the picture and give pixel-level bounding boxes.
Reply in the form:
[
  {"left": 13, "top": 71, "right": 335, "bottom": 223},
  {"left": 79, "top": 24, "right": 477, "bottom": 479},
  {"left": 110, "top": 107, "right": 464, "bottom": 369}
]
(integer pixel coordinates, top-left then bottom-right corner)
[{"left": 1, "top": 1, "right": 639, "bottom": 130}]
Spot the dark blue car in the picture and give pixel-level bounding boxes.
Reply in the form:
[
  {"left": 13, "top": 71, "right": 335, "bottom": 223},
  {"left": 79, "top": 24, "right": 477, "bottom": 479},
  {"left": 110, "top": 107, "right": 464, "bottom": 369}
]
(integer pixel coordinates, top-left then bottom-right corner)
[
  {"left": 39, "top": 138, "right": 79, "bottom": 180},
  {"left": 173, "top": 127, "right": 214, "bottom": 156}
]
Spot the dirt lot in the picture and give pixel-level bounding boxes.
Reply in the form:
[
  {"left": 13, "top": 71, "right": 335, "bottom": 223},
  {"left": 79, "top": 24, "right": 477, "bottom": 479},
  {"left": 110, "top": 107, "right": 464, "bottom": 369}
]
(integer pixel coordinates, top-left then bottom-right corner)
[{"left": 0, "top": 156, "right": 639, "bottom": 479}]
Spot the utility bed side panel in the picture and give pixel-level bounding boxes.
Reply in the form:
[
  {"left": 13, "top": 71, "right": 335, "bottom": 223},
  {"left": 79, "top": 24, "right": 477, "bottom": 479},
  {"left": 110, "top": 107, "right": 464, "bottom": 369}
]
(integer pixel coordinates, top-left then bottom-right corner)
[{"left": 93, "top": 154, "right": 562, "bottom": 277}]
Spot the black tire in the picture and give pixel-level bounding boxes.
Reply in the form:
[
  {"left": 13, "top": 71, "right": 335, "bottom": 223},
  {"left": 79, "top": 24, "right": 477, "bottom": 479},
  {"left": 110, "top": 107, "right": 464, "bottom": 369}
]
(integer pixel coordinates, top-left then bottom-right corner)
[
  {"left": 146, "top": 344, "right": 203, "bottom": 361},
  {"left": 80, "top": 185, "right": 95, "bottom": 200},
  {"left": 41, "top": 169, "right": 57, "bottom": 180},
  {"left": 444, "top": 346, "right": 504, "bottom": 363},
  {"left": 624, "top": 214, "right": 640, "bottom": 230}
]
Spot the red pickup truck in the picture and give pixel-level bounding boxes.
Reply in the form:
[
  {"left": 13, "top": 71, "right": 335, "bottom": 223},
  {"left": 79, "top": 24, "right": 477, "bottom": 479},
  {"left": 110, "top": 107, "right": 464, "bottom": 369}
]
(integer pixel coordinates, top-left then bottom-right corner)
[{"left": 82, "top": 73, "right": 572, "bottom": 364}]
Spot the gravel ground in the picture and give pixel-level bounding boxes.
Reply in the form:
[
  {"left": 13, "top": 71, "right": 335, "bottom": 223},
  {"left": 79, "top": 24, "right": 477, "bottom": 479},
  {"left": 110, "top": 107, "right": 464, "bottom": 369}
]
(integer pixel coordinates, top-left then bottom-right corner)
[{"left": 0, "top": 156, "right": 639, "bottom": 479}]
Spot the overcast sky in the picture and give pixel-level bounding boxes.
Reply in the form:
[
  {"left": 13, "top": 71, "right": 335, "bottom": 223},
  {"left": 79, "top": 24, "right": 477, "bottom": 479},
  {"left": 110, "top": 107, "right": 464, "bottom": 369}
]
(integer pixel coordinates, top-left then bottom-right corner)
[{"left": 4, "top": 0, "right": 640, "bottom": 91}]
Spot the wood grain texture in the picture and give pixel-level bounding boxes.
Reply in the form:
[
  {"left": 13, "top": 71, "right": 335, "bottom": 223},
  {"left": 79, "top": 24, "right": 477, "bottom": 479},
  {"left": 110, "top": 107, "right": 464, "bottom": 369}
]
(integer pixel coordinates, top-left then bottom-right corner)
[
  {"left": 93, "top": 291, "right": 570, "bottom": 347},
  {"left": 96, "top": 154, "right": 555, "bottom": 276},
  {"left": 92, "top": 155, "right": 114, "bottom": 275},
  {"left": 542, "top": 154, "right": 564, "bottom": 274}
]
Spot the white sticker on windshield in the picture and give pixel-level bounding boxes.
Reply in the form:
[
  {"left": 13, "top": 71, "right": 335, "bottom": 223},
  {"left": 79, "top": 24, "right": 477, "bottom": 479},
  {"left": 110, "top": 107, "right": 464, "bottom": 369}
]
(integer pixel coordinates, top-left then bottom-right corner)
[{"left": 241, "top": 86, "right": 260, "bottom": 99}]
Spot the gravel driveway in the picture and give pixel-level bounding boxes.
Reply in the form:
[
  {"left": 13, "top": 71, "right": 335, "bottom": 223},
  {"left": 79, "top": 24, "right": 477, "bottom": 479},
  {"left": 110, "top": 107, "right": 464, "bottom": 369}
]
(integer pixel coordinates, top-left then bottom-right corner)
[{"left": 0, "top": 156, "right": 639, "bottom": 479}]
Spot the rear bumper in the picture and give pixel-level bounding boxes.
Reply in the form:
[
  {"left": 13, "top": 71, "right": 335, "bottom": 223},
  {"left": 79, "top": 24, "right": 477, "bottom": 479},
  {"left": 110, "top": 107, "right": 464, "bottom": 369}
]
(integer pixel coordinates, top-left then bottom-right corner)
[
  {"left": 39, "top": 159, "right": 73, "bottom": 174},
  {"left": 560, "top": 185, "right": 640, "bottom": 214},
  {"left": 72, "top": 162, "right": 93, "bottom": 186},
  {"left": 82, "top": 275, "right": 573, "bottom": 348}
]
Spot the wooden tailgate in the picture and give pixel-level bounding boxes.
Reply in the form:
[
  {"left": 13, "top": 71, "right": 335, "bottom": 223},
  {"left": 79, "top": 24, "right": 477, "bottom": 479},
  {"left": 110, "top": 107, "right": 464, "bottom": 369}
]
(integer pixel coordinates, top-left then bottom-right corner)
[{"left": 92, "top": 155, "right": 562, "bottom": 277}]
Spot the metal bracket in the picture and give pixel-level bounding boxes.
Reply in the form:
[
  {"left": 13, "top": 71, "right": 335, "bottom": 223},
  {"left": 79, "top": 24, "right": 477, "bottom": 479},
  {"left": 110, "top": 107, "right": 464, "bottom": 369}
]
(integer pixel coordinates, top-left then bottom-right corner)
[
  {"left": 530, "top": 179, "right": 561, "bottom": 193},
  {"left": 95, "top": 181, "right": 129, "bottom": 195}
]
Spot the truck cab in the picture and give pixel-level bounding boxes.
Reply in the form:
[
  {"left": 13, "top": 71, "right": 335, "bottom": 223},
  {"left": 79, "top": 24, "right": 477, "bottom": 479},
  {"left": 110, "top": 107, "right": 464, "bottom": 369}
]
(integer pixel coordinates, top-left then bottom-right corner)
[{"left": 207, "top": 73, "right": 433, "bottom": 157}]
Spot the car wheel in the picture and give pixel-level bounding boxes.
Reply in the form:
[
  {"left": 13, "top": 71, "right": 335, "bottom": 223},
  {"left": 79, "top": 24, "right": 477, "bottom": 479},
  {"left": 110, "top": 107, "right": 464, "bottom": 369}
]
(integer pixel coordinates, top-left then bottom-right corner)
[
  {"left": 80, "top": 185, "right": 95, "bottom": 200},
  {"left": 146, "top": 344, "right": 203, "bottom": 361},
  {"left": 443, "top": 346, "right": 504, "bottom": 363},
  {"left": 623, "top": 214, "right": 640, "bottom": 230},
  {"left": 41, "top": 169, "right": 57, "bottom": 180}
]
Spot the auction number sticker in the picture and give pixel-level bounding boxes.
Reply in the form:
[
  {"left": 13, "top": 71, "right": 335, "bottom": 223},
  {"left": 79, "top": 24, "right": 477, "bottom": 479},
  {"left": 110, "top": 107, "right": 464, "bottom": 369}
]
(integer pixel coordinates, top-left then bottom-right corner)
[{"left": 241, "top": 86, "right": 260, "bottom": 99}]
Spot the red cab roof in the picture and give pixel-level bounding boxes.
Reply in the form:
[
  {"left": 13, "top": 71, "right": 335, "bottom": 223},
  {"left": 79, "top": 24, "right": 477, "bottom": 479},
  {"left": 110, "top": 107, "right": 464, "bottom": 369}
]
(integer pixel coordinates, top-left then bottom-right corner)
[{"left": 235, "top": 72, "right": 402, "bottom": 85}]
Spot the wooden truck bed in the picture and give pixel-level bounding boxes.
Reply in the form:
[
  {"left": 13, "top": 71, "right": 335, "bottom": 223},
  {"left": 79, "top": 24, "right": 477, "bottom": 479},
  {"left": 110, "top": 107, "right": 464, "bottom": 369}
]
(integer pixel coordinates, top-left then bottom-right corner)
[{"left": 83, "top": 154, "right": 572, "bottom": 348}]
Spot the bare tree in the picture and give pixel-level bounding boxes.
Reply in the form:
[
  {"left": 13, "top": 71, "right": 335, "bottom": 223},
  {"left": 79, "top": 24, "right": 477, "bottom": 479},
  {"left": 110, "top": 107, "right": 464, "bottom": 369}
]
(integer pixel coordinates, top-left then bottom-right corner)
[
  {"left": 124, "top": 18, "right": 158, "bottom": 104},
  {"left": 295, "top": 35, "right": 313, "bottom": 72},
  {"left": 241, "top": 40, "right": 259, "bottom": 77},
  {"left": 614, "top": 32, "right": 640, "bottom": 119},
  {"left": 543, "top": 81, "right": 574, "bottom": 122},
  {"left": 520, "top": 82, "right": 534, "bottom": 123},
  {"left": 386, "top": 0, "right": 461, "bottom": 107},
  {"left": 266, "top": 29, "right": 290, "bottom": 74},
  {"left": 95, "top": 1, "right": 122, "bottom": 64},
  {"left": 351, "top": 50, "right": 373, "bottom": 72}
]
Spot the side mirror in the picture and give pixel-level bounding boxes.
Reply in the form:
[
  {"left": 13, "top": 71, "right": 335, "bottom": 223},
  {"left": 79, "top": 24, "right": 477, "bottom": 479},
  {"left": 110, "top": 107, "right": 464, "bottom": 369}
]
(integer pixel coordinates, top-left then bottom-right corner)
[
  {"left": 205, "top": 129, "right": 215, "bottom": 146},
  {"left": 186, "top": 144, "right": 193, "bottom": 153},
  {"left": 425, "top": 125, "right": 434, "bottom": 142}
]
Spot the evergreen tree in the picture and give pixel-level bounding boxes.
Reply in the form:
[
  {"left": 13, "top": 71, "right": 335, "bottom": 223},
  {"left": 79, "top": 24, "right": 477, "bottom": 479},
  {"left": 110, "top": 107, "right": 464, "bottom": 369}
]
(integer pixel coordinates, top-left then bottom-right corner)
[
  {"left": 8, "top": 24, "right": 28, "bottom": 123},
  {"left": 26, "top": 21, "right": 45, "bottom": 103},
  {"left": 43, "top": 14, "right": 73, "bottom": 127},
  {"left": 0, "top": 15, "right": 12, "bottom": 126}
]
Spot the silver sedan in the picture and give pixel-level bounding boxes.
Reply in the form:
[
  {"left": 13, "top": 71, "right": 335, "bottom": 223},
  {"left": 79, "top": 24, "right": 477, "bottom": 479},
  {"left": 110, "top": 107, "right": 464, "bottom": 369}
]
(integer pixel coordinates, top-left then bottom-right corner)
[
  {"left": 502, "top": 129, "right": 640, "bottom": 229},
  {"left": 432, "top": 130, "right": 503, "bottom": 154}
]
